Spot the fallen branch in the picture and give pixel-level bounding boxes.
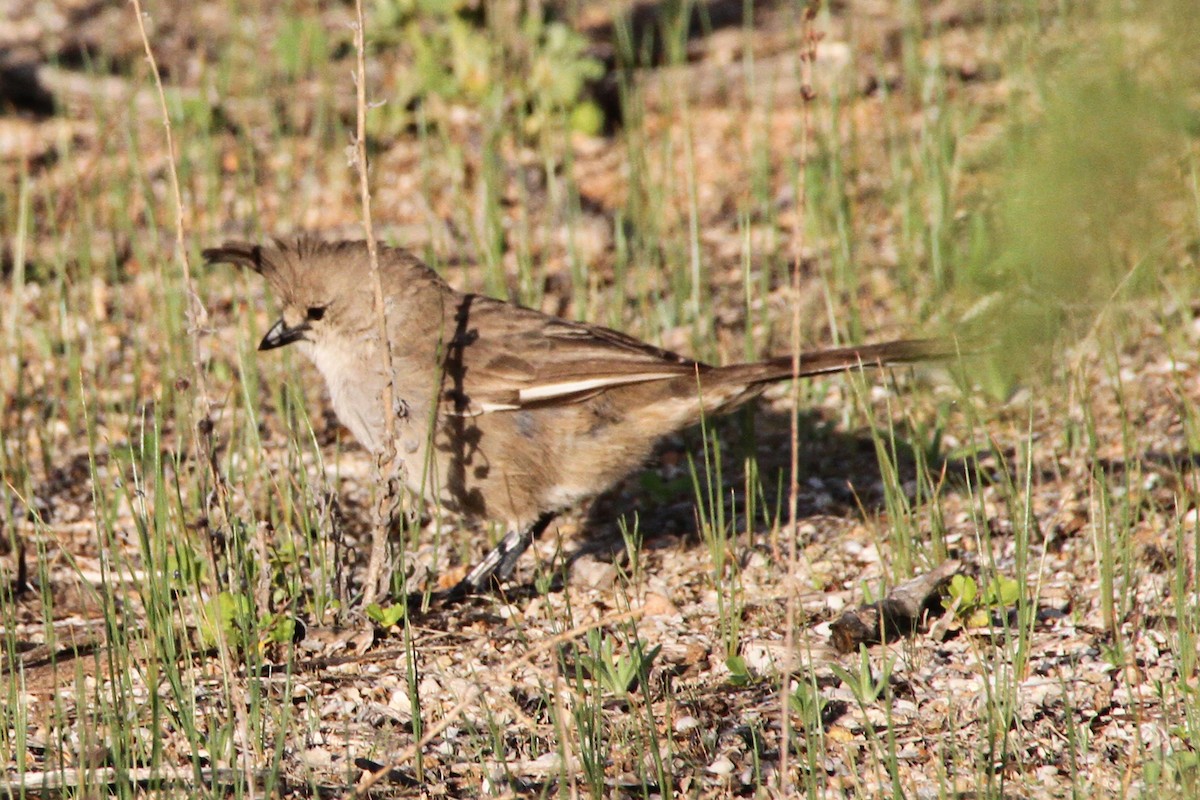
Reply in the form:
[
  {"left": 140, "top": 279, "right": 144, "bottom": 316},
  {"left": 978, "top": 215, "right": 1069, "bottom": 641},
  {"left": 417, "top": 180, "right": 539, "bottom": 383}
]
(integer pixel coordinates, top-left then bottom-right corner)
[{"left": 829, "top": 559, "right": 962, "bottom": 653}]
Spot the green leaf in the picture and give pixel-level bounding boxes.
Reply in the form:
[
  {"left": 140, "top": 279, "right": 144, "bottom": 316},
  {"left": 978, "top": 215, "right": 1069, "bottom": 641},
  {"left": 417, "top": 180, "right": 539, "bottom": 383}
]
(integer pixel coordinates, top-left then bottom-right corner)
[
  {"left": 365, "top": 602, "right": 407, "bottom": 628},
  {"left": 726, "top": 655, "right": 752, "bottom": 686},
  {"left": 954, "top": 575, "right": 978, "bottom": 604}
]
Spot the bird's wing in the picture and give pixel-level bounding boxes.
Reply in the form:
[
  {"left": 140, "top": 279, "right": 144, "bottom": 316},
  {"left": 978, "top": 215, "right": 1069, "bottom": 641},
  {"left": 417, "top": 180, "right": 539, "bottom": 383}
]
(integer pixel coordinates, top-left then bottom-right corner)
[{"left": 439, "top": 295, "right": 706, "bottom": 415}]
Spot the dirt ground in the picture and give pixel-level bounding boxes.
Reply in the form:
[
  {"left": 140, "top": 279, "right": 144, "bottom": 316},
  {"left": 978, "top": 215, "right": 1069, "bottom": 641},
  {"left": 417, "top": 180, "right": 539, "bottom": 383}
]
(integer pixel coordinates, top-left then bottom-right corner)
[{"left": 2, "top": 1, "right": 1198, "bottom": 797}]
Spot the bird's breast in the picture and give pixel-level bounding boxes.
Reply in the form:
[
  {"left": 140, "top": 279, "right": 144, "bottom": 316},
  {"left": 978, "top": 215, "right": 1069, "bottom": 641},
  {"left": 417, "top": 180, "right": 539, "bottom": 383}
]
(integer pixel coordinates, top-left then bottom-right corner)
[{"left": 303, "top": 339, "right": 386, "bottom": 451}]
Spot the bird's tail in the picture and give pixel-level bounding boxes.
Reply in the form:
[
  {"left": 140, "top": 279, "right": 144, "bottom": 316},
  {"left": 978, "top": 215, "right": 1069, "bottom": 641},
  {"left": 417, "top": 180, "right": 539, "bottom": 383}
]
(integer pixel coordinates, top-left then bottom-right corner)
[
  {"left": 732, "top": 338, "right": 954, "bottom": 383},
  {"left": 689, "top": 338, "right": 954, "bottom": 415}
]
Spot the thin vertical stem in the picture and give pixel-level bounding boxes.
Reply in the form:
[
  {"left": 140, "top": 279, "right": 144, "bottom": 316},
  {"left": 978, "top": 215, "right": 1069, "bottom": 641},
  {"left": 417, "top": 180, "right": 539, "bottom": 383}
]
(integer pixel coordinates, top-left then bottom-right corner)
[
  {"left": 352, "top": 0, "right": 401, "bottom": 605},
  {"left": 780, "top": 2, "right": 822, "bottom": 791}
]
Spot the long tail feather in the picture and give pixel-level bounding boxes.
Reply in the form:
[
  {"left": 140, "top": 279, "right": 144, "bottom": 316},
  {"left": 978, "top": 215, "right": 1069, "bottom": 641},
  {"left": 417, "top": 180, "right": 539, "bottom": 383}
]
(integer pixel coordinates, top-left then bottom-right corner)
[{"left": 714, "top": 338, "right": 955, "bottom": 385}]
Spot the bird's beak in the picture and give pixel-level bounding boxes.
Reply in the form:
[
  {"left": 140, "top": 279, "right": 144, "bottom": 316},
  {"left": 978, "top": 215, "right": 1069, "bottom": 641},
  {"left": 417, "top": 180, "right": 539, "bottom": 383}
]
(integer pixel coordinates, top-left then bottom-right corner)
[{"left": 259, "top": 318, "right": 309, "bottom": 351}]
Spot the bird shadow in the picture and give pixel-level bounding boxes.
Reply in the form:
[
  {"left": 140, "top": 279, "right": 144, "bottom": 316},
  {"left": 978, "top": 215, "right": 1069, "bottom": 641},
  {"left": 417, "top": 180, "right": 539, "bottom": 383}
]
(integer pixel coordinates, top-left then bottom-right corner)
[
  {"left": 418, "top": 404, "right": 955, "bottom": 612},
  {"left": 559, "top": 404, "right": 946, "bottom": 571}
]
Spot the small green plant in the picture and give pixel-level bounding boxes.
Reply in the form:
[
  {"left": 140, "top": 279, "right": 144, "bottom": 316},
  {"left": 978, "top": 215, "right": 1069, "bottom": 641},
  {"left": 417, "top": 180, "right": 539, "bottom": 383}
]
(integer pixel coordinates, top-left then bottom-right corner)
[
  {"left": 687, "top": 429, "right": 744, "bottom": 661},
  {"left": 259, "top": 612, "right": 299, "bottom": 646},
  {"left": 200, "top": 590, "right": 254, "bottom": 649},
  {"left": 365, "top": 601, "right": 408, "bottom": 629},
  {"left": 788, "top": 680, "right": 828, "bottom": 728},
  {"left": 199, "top": 591, "right": 298, "bottom": 649},
  {"left": 830, "top": 647, "right": 892, "bottom": 709},
  {"left": 533, "top": 570, "right": 556, "bottom": 595},
  {"left": 576, "top": 629, "right": 661, "bottom": 698},
  {"left": 725, "top": 654, "right": 755, "bottom": 687},
  {"left": 942, "top": 574, "right": 1022, "bottom": 628},
  {"left": 616, "top": 513, "right": 644, "bottom": 587}
]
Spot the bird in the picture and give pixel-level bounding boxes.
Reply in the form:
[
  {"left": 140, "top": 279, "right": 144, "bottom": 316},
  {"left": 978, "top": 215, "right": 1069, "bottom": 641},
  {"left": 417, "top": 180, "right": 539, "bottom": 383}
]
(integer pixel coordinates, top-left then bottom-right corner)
[{"left": 204, "top": 238, "right": 945, "bottom": 597}]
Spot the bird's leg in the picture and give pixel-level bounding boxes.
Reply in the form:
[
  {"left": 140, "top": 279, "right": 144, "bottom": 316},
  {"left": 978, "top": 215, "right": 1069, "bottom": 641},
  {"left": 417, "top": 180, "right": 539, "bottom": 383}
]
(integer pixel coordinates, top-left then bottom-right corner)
[
  {"left": 451, "top": 513, "right": 556, "bottom": 596},
  {"left": 495, "top": 513, "right": 556, "bottom": 581}
]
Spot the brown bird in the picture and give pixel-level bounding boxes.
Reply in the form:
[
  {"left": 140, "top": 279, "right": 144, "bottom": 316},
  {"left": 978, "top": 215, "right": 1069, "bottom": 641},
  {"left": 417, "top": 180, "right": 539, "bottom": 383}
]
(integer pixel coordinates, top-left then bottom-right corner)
[{"left": 204, "top": 239, "right": 944, "bottom": 595}]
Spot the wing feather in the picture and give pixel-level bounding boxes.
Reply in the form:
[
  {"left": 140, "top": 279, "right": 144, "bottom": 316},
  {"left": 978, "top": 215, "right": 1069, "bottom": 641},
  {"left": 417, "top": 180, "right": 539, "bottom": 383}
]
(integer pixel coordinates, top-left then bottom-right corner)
[{"left": 440, "top": 295, "right": 704, "bottom": 415}]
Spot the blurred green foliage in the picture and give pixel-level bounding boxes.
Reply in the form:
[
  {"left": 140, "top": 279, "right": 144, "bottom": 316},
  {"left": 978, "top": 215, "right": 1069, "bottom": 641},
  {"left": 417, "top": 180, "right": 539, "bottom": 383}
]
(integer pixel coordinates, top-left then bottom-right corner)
[
  {"left": 370, "top": 0, "right": 605, "bottom": 140},
  {"left": 275, "top": 16, "right": 331, "bottom": 79},
  {"left": 956, "top": 0, "right": 1199, "bottom": 396}
]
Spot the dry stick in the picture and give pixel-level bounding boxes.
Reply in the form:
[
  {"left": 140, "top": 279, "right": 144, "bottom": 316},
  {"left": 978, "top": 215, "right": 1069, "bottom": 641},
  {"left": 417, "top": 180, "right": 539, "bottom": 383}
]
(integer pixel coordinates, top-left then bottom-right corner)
[
  {"left": 129, "top": 0, "right": 225, "bottom": 512},
  {"left": 130, "top": 3, "right": 202, "bottom": 340},
  {"left": 129, "top": 1, "right": 250, "bottom": 796},
  {"left": 779, "top": 3, "right": 821, "bottom": 791},
  {"left": 351, "top": 0, "right": 401, "bottom": 606},
  {"left": 351, "top": 609, "right": 643, "bottom": 797}
]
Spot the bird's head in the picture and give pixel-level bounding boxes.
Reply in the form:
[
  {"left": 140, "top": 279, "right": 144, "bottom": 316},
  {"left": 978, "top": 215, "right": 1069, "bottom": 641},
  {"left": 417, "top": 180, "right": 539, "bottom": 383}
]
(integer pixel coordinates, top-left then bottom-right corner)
[{"left": 203, "top": 238, "right": 378, "bottom": 351}]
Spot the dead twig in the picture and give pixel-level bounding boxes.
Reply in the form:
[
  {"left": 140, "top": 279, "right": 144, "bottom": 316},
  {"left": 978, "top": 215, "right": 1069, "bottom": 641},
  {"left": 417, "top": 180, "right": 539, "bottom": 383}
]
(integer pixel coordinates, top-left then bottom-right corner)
[
  {"left": 829, "top": 559, "right": 963, "bottom": 653},
  {"left": 350, "top": 0, "right": 402, "bottom": 606},
  {"left": 779, "top": 2, "right": 822, "bottom": 790}
]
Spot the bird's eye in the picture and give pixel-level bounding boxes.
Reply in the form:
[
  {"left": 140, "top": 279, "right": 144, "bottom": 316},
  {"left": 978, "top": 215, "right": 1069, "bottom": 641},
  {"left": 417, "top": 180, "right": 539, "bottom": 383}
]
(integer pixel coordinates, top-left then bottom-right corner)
[{"left": 306, "top": 306, "right": 326, "bottom": 322}]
